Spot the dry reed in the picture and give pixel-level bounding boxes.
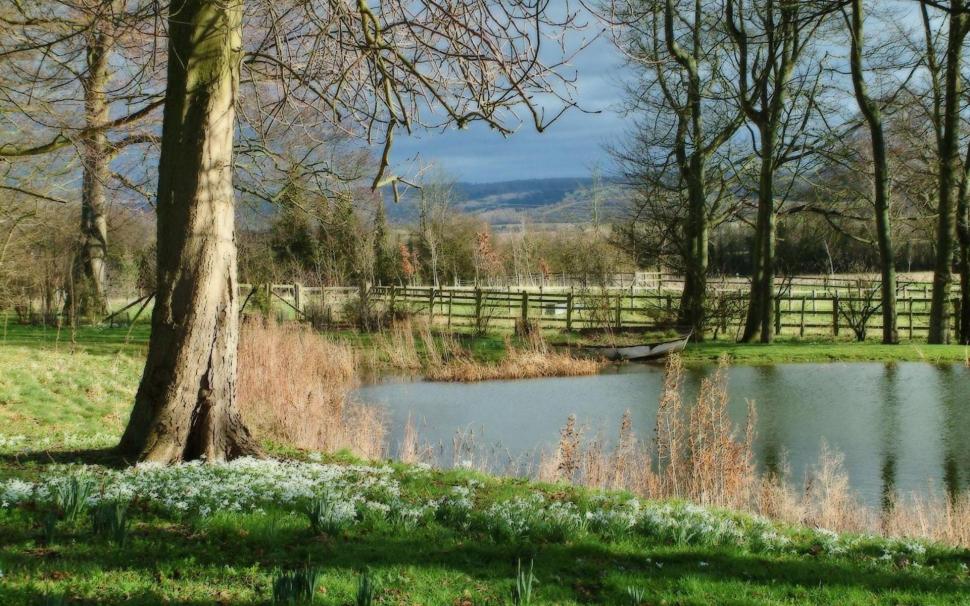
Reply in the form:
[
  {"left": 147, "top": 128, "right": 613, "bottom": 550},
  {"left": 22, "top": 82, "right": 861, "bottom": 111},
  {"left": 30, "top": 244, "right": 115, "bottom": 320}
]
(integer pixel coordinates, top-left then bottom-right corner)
[
  {"left": 242, "top": 321, "right": 970, "bottom": 548},
  {"left": 237, "top": 319, "right": 386, "bottom": 459},
  {"left": 426, "top": 331, "right": 602, "bottom": 382},
  {"left": 533, "top": 353, "right": 970, "bottom": 547}
]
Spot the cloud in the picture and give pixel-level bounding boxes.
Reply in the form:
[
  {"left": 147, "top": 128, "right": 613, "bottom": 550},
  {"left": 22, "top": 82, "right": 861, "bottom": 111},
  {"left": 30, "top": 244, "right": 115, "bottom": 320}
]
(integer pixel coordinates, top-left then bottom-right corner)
[{"left": 394, "top": 34, "right": 626, "bottom": 182}]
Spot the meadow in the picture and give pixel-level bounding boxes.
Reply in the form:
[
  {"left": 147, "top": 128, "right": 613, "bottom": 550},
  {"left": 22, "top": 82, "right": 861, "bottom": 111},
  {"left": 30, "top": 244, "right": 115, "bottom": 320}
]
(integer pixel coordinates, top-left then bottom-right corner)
[{"left": 2, "top": 322, "right": 970, "bottom": 604}]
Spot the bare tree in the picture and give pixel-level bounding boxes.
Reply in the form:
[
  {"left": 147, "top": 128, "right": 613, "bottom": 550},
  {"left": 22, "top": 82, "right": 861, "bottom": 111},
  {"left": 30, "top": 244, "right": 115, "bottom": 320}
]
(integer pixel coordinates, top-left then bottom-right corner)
[
  {"left": 725, "top": 0, "right": 832, "bottom": 343},
  {"left": 843, "top": 0, "right": 899, "bottom": 344},
  {"left": 118, "top": 0, "right": 584, "bottom": 462},
  {"left": 606, "top": 0, "right": 743, "bottom": 339},
  {"left": 0, "top": 0, "right": 163, "bottom": 316},
  {"left": 913, "top": 0, "right": 970, "bottom": 343}
]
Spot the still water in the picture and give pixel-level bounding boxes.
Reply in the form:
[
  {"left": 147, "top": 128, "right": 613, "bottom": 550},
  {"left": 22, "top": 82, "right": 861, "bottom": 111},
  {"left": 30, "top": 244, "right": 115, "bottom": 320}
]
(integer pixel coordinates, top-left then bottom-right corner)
[{"left": 356, "top": 362, "right": 970, "bottom": 505}]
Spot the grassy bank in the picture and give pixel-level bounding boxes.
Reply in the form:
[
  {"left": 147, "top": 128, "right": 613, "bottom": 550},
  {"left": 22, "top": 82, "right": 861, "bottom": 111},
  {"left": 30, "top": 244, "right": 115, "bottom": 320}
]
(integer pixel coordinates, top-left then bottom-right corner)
[
  {"left": 681, "top": 340, "right": 970, "bottom": 364},
  {"left": 2, "top": 448, "right": 969, "bottom": 605},
  {"left": 2, "top": 331, "right": 970, "bottom": 604}
]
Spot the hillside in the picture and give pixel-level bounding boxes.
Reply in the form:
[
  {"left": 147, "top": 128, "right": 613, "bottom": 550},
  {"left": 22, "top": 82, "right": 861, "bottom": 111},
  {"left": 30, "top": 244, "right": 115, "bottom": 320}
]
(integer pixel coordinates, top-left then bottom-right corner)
[{"left": 386, "top": 177, "right": 629, "bottom": 226}]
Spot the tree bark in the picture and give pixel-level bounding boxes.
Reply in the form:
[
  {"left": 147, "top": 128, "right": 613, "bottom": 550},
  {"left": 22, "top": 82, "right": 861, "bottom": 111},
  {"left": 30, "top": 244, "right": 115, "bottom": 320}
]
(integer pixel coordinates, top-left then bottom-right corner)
[
  {"left": 665, "top": 0, "right": 724, "bottom": 341},
  {"left": 848, "top": 0, "right": 897, "bottom": 344},
  {"left": 67, "top": 19, "right": 112, "bottom": 318},
  {"left": 118, "top": 0, "right": 260, "bottom": 463},
  {"left": 928, "top": 0, "right": 966, "bottom": 344},
  {"left": 742, "top": 125, "right": 776, "bottom": 343},
  {"left": 957, "top": 142, "right": 970, "bottom": 344}
]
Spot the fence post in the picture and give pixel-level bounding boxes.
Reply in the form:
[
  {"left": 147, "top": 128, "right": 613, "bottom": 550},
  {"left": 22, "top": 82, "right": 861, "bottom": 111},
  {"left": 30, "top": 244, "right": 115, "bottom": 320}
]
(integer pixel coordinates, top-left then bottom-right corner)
[
  {"left": 832, "top": 294, "right": 840, "bottom": 337},
  {"left": 566, "top": 290, "right": 574, "bottom": 332},
  {"left": 774, "top": 296, "right": 782, "bottom": 336},
  {"left": 521, "top": 290, "right": 529, "bottom": 326},
  {"left": 474, "top": 287, "right": 483, "bottom": 330},
  {"left": 799, "top": 296, "right": 807, "bottom": 337},
  {"left": 954, "top": 298, "right": 962, "bottom": 343},
  {"left": 907, "top": 299, "right": 913, "bottom": 340},
  {"left": 428, "top": 288, "right": 436, "bottom": 322},
  {"left": 389, "top": 284, "right": 397, "bottom": 316},
  {"left": 615, "top": 295, "right": 622, "bottom": 330},
  {"left": 293, "top": 283, "right": 303, "bottom": 315},
  {"left": 447, "top": 291, "right": 454, "bottom": 330}
]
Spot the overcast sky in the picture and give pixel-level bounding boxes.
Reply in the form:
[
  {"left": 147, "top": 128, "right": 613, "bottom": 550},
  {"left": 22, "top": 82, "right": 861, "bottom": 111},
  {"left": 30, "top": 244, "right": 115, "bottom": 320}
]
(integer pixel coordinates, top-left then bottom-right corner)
[{"left": 393, "top": 33, "right": 627, "bottom": 184}]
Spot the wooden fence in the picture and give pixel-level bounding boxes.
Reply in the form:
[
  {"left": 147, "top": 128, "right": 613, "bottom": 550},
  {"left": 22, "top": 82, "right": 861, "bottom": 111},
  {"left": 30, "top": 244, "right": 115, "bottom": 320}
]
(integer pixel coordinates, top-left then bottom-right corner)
[
  {"left": 454, "top": 271, "right": 961, "bottom": 293},
  {"left": 248, "top": 283, "right": 963, "bottom": 341}
]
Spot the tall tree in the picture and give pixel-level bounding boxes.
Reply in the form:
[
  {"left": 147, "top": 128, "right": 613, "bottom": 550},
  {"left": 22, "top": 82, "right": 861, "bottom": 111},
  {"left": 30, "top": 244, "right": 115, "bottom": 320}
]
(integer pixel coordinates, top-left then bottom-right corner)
[
  {"left": 917, "top": 0, "right": 970, "bottom": 343},
  {"left": 0, "top": 0, "right": 161, "bottom": 314},
  {"left": 726, "top": 0, "right": 829, "bottom": 343},
  {"left": 0, "top": 0, "right": 162, "bottom": 316},
  {"left": 119, "top": 0, "right": 582, "bottom": 462},
  {"left": 608, "top": 0, "right": 742, "bottom": 338},
  {"left": 844, "top": 0, "right": 898, "bottom": 344},
  {"left": 959, "top": 137, "right": 970, "bottom": 343},
  {"left": 118, "top": 0, "right": 259, "bottom": 461}
]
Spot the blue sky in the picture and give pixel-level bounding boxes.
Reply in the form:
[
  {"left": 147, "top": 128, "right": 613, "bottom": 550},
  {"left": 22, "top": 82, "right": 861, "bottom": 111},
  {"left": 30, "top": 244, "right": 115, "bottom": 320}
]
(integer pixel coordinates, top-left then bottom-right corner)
[{"left": 394, "top": 34, "right": 627, "bottom": 183}]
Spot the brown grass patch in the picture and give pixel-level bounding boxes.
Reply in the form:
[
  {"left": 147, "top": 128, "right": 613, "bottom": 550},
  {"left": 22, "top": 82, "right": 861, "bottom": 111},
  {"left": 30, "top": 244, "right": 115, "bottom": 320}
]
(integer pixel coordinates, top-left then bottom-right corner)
[
  {"left": 237, "top": 319, "right": 385, "bottom": 459},
  {"left": 426, "top": 330, "right": 602, "bottom": 382}
]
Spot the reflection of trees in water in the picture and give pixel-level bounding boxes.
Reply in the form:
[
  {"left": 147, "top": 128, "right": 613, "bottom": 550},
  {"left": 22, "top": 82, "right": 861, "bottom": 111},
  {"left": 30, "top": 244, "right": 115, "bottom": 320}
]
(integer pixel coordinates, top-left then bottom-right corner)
[
  {"left": 935, "top": 365, "right": 970, "bottom": 500},
  {"left": 753, "top": 366, "right": 783, "bottom": 479},
  {"left": 878, "top": 363, "right": 900, "bottom": 512}
]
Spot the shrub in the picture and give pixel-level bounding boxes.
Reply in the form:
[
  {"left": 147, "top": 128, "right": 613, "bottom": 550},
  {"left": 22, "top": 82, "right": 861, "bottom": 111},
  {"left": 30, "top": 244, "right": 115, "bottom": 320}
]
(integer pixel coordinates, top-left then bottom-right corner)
[
  {"left": 53, "top": 476, "right": 95, "bottom": 523},
  {"left": 510, "top": 559, "right": 536, "bottom": 606}
]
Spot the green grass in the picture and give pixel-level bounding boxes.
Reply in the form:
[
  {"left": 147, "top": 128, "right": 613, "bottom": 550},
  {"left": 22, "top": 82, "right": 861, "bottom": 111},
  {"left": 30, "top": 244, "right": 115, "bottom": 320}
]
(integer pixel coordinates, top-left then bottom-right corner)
[
  {"left": 2, "top": 483, "right": 968, "bottom": 605},
  {"left": 682, "top": 340, "right": 970, "bottom": 364},
  {"left": 1, "top": 331, "right": 970, "bottom": 604}
]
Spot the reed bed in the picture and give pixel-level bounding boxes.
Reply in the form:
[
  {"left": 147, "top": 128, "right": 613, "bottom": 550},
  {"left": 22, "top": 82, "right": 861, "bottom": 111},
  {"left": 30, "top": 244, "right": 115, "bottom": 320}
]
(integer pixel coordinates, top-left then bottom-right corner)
[
  {"left": 533, "top": 354, "right": 970, "bottom": 547},
  {"left": 425, "top": 330, "right": 602, "bottom": 382},
  {"left": 369, "top": 318, "right": 464, "bottom": 372},
  {"left": 237, "top": 319, "right": 386, "bottom": 459}
]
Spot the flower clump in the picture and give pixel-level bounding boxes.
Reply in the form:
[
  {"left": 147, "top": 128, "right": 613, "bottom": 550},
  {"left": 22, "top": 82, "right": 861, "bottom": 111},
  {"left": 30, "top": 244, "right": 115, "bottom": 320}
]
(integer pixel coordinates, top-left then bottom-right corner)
[
  {"left": 0, "top": 457, "right": 936, "bottom": 563},
  {"left": 1, "top": 458, "right": 401, "bottom": 518}
]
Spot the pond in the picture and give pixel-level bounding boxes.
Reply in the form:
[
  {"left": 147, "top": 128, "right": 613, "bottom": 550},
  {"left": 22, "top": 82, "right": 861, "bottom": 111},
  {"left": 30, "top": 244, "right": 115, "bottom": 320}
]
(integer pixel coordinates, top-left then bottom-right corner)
[{"left": 356, "top": 362, "right": 970, "bottom": 506}]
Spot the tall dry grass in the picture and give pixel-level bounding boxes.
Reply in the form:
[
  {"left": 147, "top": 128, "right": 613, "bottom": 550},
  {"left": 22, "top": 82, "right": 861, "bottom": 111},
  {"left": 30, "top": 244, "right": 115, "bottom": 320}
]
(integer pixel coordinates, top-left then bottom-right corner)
[
  {"left": 237, "top": 319, "right": 386, "bottom": 459},
  {"left": 237, "top": 321, "right": 970, "bottom": 548},
  {"left": 426, "top": 330, "right": 602, "bottom": 382},
  {"left": 535, "top": 354, "right": 970, "bottom": 547},
  {"left": 369, "top": 317, "right": 465, "bottom": 372}
]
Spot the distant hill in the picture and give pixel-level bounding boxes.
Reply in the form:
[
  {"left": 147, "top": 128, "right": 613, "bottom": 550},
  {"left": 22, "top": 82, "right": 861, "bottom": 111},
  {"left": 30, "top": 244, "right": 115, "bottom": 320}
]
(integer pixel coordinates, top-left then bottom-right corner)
[{"left": 387, "top": 177, "right": 629, "bottom": 227}]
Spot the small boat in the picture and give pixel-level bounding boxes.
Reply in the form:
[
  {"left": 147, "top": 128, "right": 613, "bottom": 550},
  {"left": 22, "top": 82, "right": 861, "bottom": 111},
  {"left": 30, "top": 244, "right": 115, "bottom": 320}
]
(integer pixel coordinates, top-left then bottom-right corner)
[{"left": 584, "top": 332, "right": 692, "bottom": 362}]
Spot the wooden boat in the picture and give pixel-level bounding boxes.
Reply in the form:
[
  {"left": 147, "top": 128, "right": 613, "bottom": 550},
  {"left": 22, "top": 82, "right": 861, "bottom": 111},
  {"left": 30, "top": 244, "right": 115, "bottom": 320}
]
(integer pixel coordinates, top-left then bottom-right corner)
[{"left": 584, "top": 332, "right": 692, "bottom": 361}]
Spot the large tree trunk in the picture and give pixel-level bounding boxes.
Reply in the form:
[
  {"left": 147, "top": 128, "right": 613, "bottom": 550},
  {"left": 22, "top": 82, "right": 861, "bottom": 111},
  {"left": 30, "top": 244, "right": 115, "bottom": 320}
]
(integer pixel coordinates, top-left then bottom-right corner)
[
  {"left": 958, "top": 196, "right": 970, "bottom": 345},
  {"left": 118, "top": 0, "right": 260, "bottom": 463},
  {"left": 928, "top": 1, "right": 965, "bottom": 344},
  {"left": 848, "top": 0, "right": 897, "bottom": 344},
  {"left": 665, "top": 0, "right": 710, "bottom": 341}
]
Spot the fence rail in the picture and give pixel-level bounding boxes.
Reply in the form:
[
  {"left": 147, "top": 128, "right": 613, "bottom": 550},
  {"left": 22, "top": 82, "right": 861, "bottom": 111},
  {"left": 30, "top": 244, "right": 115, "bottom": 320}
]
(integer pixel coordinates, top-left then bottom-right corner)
[
  {"left": 452, "top": 271, "right": 961, "bottom": 297},
  {"left": 246, "top": 283, "right": 962, "bottom": 341},
  {"left": 13, "top": 277, "right": 964, "bottom": 341}
]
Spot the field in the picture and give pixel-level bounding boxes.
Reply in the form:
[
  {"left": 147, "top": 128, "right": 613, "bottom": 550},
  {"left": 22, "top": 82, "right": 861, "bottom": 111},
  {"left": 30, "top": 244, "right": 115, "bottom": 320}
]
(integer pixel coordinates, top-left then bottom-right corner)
[{"left": 2, "top": 325, "right": 970, "bottom": 604}]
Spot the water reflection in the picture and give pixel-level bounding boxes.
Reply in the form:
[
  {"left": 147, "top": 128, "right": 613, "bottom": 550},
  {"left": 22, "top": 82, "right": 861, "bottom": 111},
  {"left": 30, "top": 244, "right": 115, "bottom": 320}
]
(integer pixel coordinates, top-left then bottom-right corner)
[
  {"left": 355, "top": 362, "right": 970, "bottom": 506},
  {"left": 878, "top": 362, "right": 900, "bottom": 510}
]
